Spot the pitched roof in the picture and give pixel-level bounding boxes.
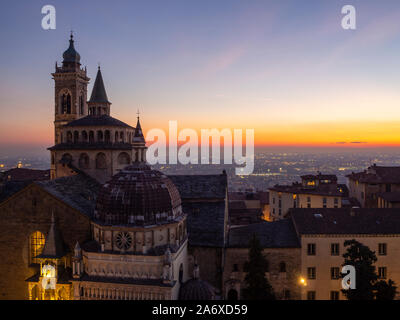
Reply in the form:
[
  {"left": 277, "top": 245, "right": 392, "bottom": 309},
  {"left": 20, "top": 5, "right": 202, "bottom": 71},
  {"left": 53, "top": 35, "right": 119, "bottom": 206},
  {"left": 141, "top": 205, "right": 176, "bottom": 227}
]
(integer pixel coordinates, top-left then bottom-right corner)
[
  {"left": 64, "top": 114, "right": 133, "bottom": 128},
  {"left": 37, "top": 213, "right": 67, "bottom": 259},
  {"left": 0, "top": 181, "right": 31, "bottom": 203},
  {"left": 169, "top": 173, "right": 227, "bottom": 200},
  {"left": 35, "top": 174, "right": 100, "bottom": 217},
  {"left": 291, "top": 208, "right": 400, "bottom": 235},
  {"left": 269, "top": 183, "right": 348, "bottom": 197},
  {"left": 133, "top": 117, "right": 145, "bottom": 143},
  {"left": 2, "top": 168, "right": 50, "bottom": 182},
  {"left": 181, "top": 201, "right": 226, "bottom": 247},
  {"left": 347, "top": 165, "right": 400, "bottom": 184},
  {"left": 228, "top": 219, "right": 300, "bottom": 248},
  {"left": 377, "top": 192, "right": 400, "bottom": 203},
  {"left": 89, "top": 67, "right": 109, "bottom": 103}
]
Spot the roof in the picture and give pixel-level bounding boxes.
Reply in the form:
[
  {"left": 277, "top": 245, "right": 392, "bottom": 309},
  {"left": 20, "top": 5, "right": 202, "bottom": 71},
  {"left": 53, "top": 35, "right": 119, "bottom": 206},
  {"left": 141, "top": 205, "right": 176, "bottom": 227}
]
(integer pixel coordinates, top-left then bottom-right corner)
[
  {"left": 179, "top": 279, "right": 216, "bottom": 300},
  {"left": 181, "top": 201, "right": 226, "bottom": 247},
  {"left": 62, "top": 34, "right": 80, "bottom": 64},
  {"left": 35, "top": 174, "right": 100, "bottom": 217},
  {"left": 269, "top": 183, "right": 348, "bottom": 197},
  {"left": 169, "top": 173, "right": 227, "bottom": 200},
  {"left": 25, "top": 268, "right": 71, "bottom": 284},
  {"left": 229, "top": 191, "right": 269, "bottom": 203},
  {"left": 291, "top": 208, "right": 400, "bottom": 235},
  {"left": 64, "top": 114, "right": 133, "bottom": 128},
  {"left": 133, "top": 117, "right": 145, "bottom": 143},
  {"left": 347, "top": 165, "right": 400, "bottom": 184},
  {"left": 95, "top": 163, "right": 182, "bottom": 226},
  {"left": 89, "top": 67, "right": 109, "bottom": 103},
  {"left": 169, "top": 173, "right": 228, "bottom": 247},
  {"left": 0, "top": 181, "right": 31, "bottom": 203},
  {"left": 37, "top": 213, "right": 67, "bottom": 259},
  {"left": 301, "top": 174, "right": 337, "bottom": 181},
  {"left": 1, "top": 168, "right": 50, "bottom": 182},
  {"left": 228, "top": 220, "right": 300, "bottom": 248},
  {"left": 377, "top": 192, "right": 400, "bottom": 203}
]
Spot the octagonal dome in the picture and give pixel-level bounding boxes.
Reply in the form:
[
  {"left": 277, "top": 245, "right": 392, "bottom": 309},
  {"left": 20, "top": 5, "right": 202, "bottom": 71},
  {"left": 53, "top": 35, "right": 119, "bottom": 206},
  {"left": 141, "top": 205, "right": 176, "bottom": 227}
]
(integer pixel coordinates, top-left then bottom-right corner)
[{"left": 95, "top": 162, "right": 183, "bottom": 226}]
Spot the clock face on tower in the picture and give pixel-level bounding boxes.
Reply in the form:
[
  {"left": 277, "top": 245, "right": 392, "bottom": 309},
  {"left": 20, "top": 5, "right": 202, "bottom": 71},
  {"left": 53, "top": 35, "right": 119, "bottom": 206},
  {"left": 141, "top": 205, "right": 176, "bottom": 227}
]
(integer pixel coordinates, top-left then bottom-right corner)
[{"left": 116, "top": 232, "right": 132, "bottom": 250}]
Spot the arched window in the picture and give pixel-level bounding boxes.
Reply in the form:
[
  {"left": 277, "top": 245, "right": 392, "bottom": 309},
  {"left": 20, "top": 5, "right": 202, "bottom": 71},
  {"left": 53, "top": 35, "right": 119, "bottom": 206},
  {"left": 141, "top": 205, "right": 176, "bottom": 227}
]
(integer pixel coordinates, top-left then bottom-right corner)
[
  {"left": 120, "top": 132, "right": 124, "bottom": 143},
  {"left": 30, "top": 231, "right": 45, "bottom": 264},
  {"left": 115, "top": 132, "right": 119, "bottom": 143},
  {"left": 79, "top": 153, "right": 90, "bottom": 169},
  {"left": 96, "top": 153, "right": 107, "bottom": 169},
  {"left": 81, "top": 131, "right": 88, "bottom": 143},
  {"left": 89, "top": 131, "right": 95, "bottom": 143},
  {"left": 73, "top": 131, "right": 79, "bottom": 143},
  {"left": 227, "top": 289, "right": 238, "bottom": 301},
  {"left": 61, "top": 153, "right": 72, "bottom": 163},
  {"left": 279, "top": 262, "right": 286, "bottom": 273},
  {"left": 67, "top": 94, "right": 71, "bottom": 113},
  {"left": 66, "top": 131, "right": 73, "bottom": 143},
  {"left": 179, "top": 264, "right": 184, "bottom": 284},
  {"left": 118, "top": 152, "right": 130, "bottom": 165},
  {"left": 60, "top": 92, "right": 72, "bottom": 114},
  {"left": 51, "top": 154, "right": 55, "bottom": 165},
  {"left": 31, "top": 284, "right": 39, "bottom": 300},
  {"left": 79, "top": 95, "right": 84, "bottom": 115},
  {"left": 97, "top": 131, "right": 104, "bottom": 142},
  {"left": 105, "top": 130, "right": 111, "bottom": 143}
]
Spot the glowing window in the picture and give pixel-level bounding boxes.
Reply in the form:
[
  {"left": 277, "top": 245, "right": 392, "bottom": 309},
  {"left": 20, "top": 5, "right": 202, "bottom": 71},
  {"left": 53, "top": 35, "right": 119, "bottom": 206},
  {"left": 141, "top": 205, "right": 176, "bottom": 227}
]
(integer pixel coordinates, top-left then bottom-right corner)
[{"left": 30, "top": 231, "right": 45, "bottom": 264}]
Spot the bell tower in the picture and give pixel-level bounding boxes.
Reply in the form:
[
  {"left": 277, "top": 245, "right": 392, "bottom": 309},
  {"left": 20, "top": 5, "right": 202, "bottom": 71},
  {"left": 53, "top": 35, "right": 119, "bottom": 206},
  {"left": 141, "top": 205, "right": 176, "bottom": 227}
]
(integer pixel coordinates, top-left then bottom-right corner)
[{"left": 52, "top": 33, "right": 90, "bottom": 144}]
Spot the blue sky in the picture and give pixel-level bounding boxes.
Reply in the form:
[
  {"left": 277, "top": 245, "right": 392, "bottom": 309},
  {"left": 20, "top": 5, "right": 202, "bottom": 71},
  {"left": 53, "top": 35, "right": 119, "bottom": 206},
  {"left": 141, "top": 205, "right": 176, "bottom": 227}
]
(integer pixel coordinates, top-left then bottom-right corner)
[{"left": 1, "top": 0, "right": 400, "bottom": 152}]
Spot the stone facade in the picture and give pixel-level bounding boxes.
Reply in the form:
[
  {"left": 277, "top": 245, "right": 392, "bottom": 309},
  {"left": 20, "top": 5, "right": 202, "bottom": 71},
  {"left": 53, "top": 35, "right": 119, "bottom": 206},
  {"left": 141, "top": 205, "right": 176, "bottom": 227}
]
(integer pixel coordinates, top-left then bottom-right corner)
[
  {"left": 300, "top": 235, "right": 400, "bottom": 300},
  {"left": 0, "top": 183, "right": 91, "bottom": 299},
  {"left": 223, "top": 247, "right": 301, "bottom": 300}
]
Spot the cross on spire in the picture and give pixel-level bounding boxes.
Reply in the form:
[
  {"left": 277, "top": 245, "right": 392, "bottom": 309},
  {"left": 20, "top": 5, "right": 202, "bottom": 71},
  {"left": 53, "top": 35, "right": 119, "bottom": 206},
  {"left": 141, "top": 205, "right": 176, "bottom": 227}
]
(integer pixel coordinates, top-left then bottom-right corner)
[{"left": 136, "top": 109, "right": 140, "bottom": 119}]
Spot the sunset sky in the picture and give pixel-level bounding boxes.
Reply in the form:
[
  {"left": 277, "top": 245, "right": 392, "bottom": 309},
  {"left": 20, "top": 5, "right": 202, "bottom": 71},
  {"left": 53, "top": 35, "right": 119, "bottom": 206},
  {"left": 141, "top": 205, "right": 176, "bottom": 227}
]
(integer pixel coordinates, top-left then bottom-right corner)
[{"left": 1, "top": 0, "right": 400, "bottom": 155}]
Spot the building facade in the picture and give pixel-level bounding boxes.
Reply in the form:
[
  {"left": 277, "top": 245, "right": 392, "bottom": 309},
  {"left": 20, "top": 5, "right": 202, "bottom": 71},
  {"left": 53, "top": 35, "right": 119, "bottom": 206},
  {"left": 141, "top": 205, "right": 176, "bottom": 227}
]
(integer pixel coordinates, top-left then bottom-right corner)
[
  {"left": 291, "top": 208, "right": 400, "bottom": 300},
  {"left": 269, "top": 174, "right": 348, "bottom": 220},
  {"left": 347, "top": 164, "right": 400, "bottom": 208}
]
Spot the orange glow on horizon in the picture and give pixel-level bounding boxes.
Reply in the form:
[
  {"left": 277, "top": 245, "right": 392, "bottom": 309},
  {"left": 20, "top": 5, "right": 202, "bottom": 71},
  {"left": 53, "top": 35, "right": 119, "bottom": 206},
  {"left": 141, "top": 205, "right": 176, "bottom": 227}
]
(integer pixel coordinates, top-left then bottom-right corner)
[{"left": 1, "top": 118, "right": 400, "bottom": 149}]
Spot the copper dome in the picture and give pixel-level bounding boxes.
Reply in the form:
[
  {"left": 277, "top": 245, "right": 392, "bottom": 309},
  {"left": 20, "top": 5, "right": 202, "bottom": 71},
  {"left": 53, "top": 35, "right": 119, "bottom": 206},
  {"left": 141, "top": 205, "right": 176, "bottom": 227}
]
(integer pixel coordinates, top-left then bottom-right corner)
[{"left": 95, "top": 162, "right": 182, "bottom": 226}]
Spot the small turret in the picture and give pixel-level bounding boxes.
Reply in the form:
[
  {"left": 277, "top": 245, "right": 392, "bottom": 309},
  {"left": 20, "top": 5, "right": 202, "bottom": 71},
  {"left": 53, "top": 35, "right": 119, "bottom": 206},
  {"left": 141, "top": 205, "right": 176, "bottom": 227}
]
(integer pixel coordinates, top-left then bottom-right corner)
[
  {"left": 132, "top": 112, "right": 147, "bottom": 162},
  {"left": 72, "top": 241, "right": 83, "bottom": 279}
]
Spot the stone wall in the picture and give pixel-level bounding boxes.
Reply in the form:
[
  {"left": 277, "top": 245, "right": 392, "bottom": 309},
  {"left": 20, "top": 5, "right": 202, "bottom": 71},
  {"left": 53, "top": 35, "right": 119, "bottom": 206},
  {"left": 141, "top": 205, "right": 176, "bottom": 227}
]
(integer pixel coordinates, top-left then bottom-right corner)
[
  {"left": 223, "top": 247, "right": 301, "bottom": 300},
  {"left": 0, "top": 184, "right": 92, "bottom": 299}
]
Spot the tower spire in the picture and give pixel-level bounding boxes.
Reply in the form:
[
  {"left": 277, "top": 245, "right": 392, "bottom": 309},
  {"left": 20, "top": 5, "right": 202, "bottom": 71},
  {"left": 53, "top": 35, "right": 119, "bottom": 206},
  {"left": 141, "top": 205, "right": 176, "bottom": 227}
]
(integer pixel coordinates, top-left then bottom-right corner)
[
  {"left": 88, "top": 66, "right": 111, "bottom": 116},
  {"left": 132, "top": 110, "right": 147, "bottom": 162}
]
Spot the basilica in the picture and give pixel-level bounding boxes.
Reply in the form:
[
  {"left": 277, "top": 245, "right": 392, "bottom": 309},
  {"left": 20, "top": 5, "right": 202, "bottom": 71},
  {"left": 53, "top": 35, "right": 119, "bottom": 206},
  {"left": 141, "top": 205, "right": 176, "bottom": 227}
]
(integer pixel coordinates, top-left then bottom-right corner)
[{"left": 0, "top": 35, "right": 228, "bottom": 300}]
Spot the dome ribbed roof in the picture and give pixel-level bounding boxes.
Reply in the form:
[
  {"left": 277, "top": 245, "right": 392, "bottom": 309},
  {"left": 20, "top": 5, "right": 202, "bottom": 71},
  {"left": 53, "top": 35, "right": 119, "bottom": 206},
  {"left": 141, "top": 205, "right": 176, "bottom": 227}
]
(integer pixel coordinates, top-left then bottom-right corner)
[
  {"left": 179, "top": 279, "right": 216, "bottom": 300},
  {"left": 95, "top": 162, "right": 182, "bottom": 226},
  {"left": 63, "top": 34, "right": 80, "bottom": 64}
]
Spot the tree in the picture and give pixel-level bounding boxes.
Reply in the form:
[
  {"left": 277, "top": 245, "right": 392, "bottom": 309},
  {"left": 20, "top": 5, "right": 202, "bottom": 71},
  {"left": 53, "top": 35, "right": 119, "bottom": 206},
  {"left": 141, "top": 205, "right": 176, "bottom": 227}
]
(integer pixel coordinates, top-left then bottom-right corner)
[
  {"left": 341, "top": 239, "right": 397, "bottom": 300},
  {"left": 375, "top": 280, "right": 397, "bottom": 300},
  {"left": 242, "top": 233, "right": 275, "bottom": 300}
]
